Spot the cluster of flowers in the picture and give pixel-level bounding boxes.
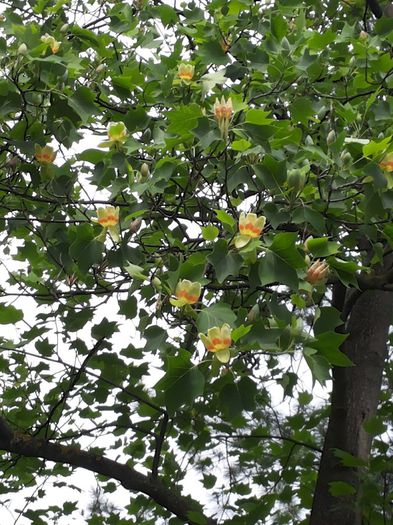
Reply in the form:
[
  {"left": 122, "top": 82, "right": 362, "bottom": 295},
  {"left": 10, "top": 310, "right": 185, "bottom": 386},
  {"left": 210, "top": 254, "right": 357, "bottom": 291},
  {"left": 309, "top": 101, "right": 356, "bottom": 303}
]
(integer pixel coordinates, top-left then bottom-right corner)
[
  {"left": 177, "top": 63, "right": 233, "bottom": 139},
  {"left": 33, "top": 60, "right": 330, "bottom": 366},
  {"left": 166, "top": 214, "right": 329, "bottom": 364}
]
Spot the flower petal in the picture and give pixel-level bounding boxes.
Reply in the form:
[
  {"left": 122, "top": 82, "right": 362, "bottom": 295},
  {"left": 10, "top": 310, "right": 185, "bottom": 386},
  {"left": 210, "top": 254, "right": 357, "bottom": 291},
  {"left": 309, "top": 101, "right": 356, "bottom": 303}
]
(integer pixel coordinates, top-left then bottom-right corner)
[{"left": 215, "top": 348, "right": 230, "bottom": 363}]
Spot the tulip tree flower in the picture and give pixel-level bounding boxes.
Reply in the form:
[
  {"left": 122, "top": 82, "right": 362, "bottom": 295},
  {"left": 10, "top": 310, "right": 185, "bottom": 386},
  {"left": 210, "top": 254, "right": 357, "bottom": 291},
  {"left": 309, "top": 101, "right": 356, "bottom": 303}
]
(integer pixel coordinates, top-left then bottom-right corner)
[
  {"left": 99, "top": 122, "right": 127, "bottom": 148},
  {"left": 96, "top": 206, "right": 120, "bottom": 242},
  {"left": 306, "top": 259, "right": 329, "bottom": 286},
  {"left": 170, "top": 279, "right": 201, "bottom": 307},
  {"left": 379, "top": 152, "right": 393, "bottom": 189},
  {"left": 34, "top": 145, "right": 56, "bottom": 164},
  {"left": 177, "top": 63, "right": 195, "bottom": 83},
  {"left": 40, "top": 34, "right": 60, "bottom": 54},
  {"left": 199, "top": 323, "right": 232, "bottom": 363},
  {"left": 213, "top": 96, "right": 233, "bottom": 139},
  {"left": 235, "top": 212, "right": 266, "bottom": 249}
]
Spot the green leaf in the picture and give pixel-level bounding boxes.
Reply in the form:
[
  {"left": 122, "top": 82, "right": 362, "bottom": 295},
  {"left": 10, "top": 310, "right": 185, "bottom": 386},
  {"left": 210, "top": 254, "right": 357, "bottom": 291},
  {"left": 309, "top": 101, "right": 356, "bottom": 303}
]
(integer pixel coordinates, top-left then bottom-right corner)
[
  {"left": 231, "top": 324, "right": 252, "bottom": 343},
  {"left": 269, "top": 232, "right": 306, "bottom": 269},
  {"left": 362, "top": 136, "right": 391, "bottom": 158},
  {"left": 329, "top": 481, "right": 356, "bottom": 497},
  {"left": 124, "top": 263, "right": 148, "bottom": 281},
  {"left": 155, "top": 349, "right": 205, "bottom": 413},
  {"left": 201, "top": 225, "right": 219, "bottom": 241},
  {"left": 306, "top": 237, "right": 340, "bottom": 257},
  {"left": 214, "top": 209, "right": 236, "bottom": 230},
  {"left": 68, "top": 86, "right": 98, "bottom": 124},
  {"left": 167, "top": 104, "right": 203, "bottom": 136},
  {"left": 245, "top": 109, "right": 274, "bottom": 125},
  {"left": 197, "top": 303, "right": 236, "bottom": 332},
  {"left": 259, "top": 251, "right": 298, "bottom": 289},
  {"left": 363, "top": 416, "right": 387, "bottom": 436},
  {"left": 91, "top": 318, "right": 118, "bottom": 340},
  {"left": 186, "top": 511, "right": 207, "bottom": 525},
  {"left": 207, "top": 239, "right": 242, "bottom": 283},
  {"left": 304, "top": 351, "right": 331, "bottom": 384},
  {"left": 333, "top": 449, "right": 367, "bottom": 468},
  {"left": 0, "top": 305, "right": 23, "bottom": 324}
]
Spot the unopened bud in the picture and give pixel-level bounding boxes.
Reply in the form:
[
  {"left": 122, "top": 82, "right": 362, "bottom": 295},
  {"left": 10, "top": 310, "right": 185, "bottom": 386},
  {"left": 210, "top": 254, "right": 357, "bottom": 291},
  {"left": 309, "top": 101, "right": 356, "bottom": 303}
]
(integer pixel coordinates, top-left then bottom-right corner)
[
  {"left": 96, "top": 64, "right": 106, "bottom": 73},
  {"left": 359, "top": 30, "right": 368, "bottom": 40},
  {"left": 287, "top": 169, "right": 306, "bottom": 192},
  {"left": 129, "top": 217, "right": 142, "bottom": 234},
  {"left": 152, "top": 276, "right": 162, "bottom": 291},
  {"left": 140, "top": 163, "right": 150, "bottom": 178},
  {"left": 142, "top": 128, "right": 151, "bottom": 143},
  {"left": 304, "top": 237, "right": 313, "bottom": 253},
  {"left": 340, "top": 150, "right": 352, "bottom": 166},
  {"left": 18, "top": 43, "right": 27, "bottom": 55},
  {"left": 60, "top": 23, "right": 69, "bottom": 33},
  {"left": 246, "top": 304, "right": 260, "bottom": 323},
  {"left": 326, "top": 130, "right": 336, "bottom": 146}
]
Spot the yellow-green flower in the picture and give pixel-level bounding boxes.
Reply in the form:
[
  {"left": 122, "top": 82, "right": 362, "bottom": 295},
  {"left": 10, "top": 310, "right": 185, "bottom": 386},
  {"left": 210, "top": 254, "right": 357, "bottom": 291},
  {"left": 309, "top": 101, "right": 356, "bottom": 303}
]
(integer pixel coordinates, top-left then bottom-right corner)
[
  {"left": 99, "top": 122, "right": 127, "bottom": 148},
  {"left": 34, "top": 145, "right": 56, "bottom": 164},
  {"left": 306, "top": 259, "right": 329, "bottom": 286},
  {"left": 96, "top": 206, "right": 120, "bottom": 242},
  {"left": 379, "top": 152, "right": 393, "bottom": 173},
  {"left": 170, "top": 279, "right": 201, "bottom": 307},
  {"left": 213, "top": 96, "right": 233, "bottom": 139},
  {"left": 235, "top": 212, "right": 266, "bottom": 249},
  {"left": 199, "top": 324, "right": 232, "bottom": 363},
  {"left": 41, "top": 34, "right": 60, "bottom": 54},
  {"left": 177, "top": 63, "right": 195, "bottom": 83}
]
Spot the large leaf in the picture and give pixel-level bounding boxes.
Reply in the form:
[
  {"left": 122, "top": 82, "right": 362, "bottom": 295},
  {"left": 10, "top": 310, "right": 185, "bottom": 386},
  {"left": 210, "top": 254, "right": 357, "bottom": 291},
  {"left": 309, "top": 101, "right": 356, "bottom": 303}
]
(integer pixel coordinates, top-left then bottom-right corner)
[{"left": 155, "top": 350, "right": 205, "bottom": 413}]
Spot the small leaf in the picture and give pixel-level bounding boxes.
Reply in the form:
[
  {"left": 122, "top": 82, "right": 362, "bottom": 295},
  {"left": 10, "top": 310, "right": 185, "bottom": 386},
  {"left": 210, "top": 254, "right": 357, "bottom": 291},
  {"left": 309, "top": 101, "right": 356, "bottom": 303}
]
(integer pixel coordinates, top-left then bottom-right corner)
[
  {"left": 0, "top": 305, "right": 23, "bottom": 324},
  {"left": 329, "top": 481, "right": 356, "bottom": 497},
  {"left": 201, "top": 225, "right": 219, "bottom": 241},
  {"left": 214, "top": 209, "right": 236, "bottom": 230},
  {"left": 124, "top": 263, "right": 148, "bottom": 280}
]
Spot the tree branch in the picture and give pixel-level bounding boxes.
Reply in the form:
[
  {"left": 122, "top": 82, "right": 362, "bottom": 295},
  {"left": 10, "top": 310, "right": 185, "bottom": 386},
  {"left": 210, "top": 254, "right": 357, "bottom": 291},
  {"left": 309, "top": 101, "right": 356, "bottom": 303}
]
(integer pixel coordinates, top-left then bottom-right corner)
[{"left": 0, "top": 416, "right": 217, "bottom": 525}]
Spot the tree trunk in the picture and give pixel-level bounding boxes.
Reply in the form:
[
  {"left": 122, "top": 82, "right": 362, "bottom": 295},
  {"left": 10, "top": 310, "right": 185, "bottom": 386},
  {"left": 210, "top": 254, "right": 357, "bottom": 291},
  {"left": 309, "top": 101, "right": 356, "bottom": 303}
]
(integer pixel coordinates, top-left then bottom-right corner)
[{"left": 310, "top": 288, "right": 393, "bottom": 525}]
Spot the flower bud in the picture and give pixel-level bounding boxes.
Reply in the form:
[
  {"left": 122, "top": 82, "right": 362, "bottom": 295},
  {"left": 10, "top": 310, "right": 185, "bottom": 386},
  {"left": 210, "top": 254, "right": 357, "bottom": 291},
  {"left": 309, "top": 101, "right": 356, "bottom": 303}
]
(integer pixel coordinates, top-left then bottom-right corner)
[
  {"left": 140, "top": 163, "right": 150, "bottom": 178},
  {"left": 359, "top": 30, "right": 368, "bottom": 40},
  {"left": 18, "top": 43, "right": 27, "bottom": 55},
  {"left": 287, "top": 169, "right": 306, "bottom": 192},
  {"left": 340, "top": 150, "right": 352, "bottom": 165},
  {"left": 60, "top": 23, "right": 69, "bottom": 33},
  {"left": 129, "top": 217, "right": 142, "bottom": 234},
  {"left": 96, "top": 64, "right": 106, "bottom": 73},
  {"left": 326, "top": 130, "right": 336, "bottom": 146},
  {"left": 246, "top": 304, "right": 260, "bottom": 323},
  {"left": 152, "top": 276, "right": 162, "bottom": 291}
]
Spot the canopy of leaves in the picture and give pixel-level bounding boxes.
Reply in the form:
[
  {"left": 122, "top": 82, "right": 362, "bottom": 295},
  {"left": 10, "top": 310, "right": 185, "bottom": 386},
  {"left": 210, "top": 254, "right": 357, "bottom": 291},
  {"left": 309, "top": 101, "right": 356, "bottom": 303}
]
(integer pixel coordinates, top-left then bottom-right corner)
[{"left": 1, "top": 0, "right": 393, "bottom": 523}]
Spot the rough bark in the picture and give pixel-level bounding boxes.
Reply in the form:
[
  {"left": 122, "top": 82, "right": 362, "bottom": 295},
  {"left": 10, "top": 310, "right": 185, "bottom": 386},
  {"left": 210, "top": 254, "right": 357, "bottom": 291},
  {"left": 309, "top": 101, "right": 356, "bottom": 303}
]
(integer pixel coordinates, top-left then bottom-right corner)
[
  {"left": 310, "top": 287, "right": 393, "bottom": 525},
  {"left": 0, "top": 416, "right": 217, "bottom": 525}
]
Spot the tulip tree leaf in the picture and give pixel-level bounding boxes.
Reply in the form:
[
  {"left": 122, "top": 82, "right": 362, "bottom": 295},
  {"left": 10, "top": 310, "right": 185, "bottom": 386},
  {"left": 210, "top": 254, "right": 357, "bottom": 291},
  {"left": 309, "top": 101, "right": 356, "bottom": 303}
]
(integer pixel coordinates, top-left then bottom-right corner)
[{"left": 155, "top": 349, "right": 205, "bottom": 413}]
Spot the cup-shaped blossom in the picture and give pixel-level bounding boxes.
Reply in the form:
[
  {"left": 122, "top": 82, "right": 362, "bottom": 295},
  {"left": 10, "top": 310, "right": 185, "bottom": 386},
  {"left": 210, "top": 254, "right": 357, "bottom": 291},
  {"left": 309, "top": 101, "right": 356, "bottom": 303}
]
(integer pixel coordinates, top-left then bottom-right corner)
[
  {"left": 235, "top": 212, "right": 266, "bottom": 249},
  {"left": 40, "top": 34, "right": 60, "bottom": 54},
  {"left": 99, "top": 122, "right": 127, "bottom": 148},
  {"left": 177, "top": 63, "right": 195, "bottom": 83},
  {"left": 96, "top": 206, "right": 120, "bottom": 242},
  {"left": 379, "top": 152, "right": 393, "bottom": 173},
  {"left": 306, "top": 259, "right": 329, "bottom": 286},
  {"left": 170, "top": 279, "right": 201, "bottom": 307},
  {"left": 199, "top": 324, "right": 232, "bottom": 363},
  {"left": 35, "top": 145, "right": 56, "bottom": 164},
  {"left": 213, "top": 96, "right": 233, "bottom": 139},
  {"left": 239, "top": 212, "right": 265, "bottom": 238}
]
